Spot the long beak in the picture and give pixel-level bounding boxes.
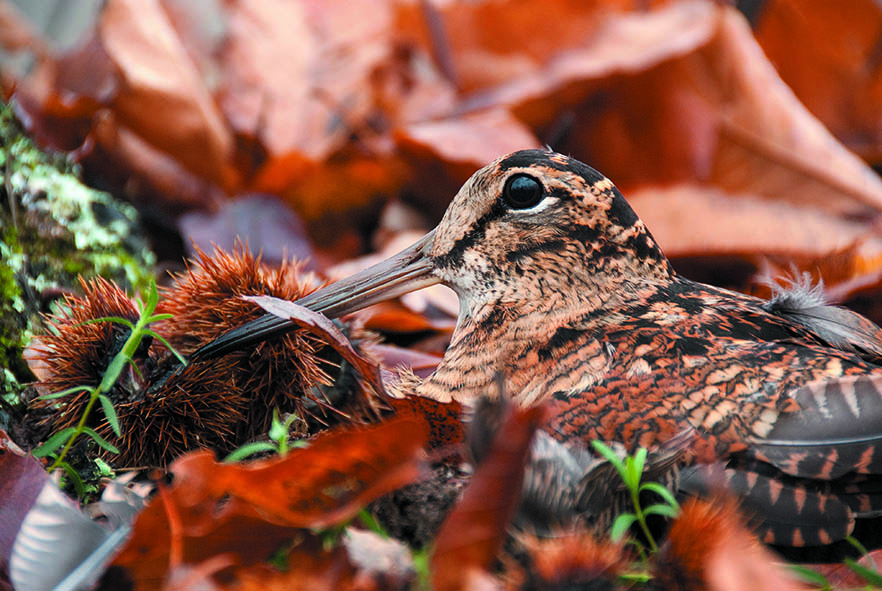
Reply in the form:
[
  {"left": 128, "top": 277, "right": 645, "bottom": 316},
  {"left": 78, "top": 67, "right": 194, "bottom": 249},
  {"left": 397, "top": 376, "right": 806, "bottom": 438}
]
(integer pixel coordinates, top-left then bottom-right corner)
[
  {"left": 298, "top": 229, "right": 439, "bottom": 317},
  {"left": 191, "top": 230, "right": 440, "bottom": 360}
]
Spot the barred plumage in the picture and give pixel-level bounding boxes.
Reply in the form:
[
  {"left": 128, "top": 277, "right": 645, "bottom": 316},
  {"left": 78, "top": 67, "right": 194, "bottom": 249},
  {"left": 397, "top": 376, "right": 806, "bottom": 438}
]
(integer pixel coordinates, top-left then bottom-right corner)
[{"left": 196, "top": 149, "right": 882, "bottom": 546}]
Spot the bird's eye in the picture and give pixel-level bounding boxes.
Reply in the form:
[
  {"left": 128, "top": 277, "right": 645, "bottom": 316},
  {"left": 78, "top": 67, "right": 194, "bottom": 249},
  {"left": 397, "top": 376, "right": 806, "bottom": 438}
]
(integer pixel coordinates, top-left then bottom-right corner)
[{"left": 503, "top": 174, "right": 544, "bottom": 209}]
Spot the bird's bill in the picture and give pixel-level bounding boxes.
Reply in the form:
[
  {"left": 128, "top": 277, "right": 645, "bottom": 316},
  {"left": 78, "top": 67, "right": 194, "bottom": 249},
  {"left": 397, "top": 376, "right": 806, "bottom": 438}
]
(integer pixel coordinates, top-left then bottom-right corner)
[{"left": 296, "top": 229, "right": 440, "bottom": 319}]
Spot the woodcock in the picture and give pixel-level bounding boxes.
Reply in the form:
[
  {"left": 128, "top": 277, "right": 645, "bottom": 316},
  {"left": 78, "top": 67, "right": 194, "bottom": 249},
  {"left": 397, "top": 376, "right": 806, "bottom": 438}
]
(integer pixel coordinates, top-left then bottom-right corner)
[{"left": 197, "top": 149, "right": 882, "bottom": 547}]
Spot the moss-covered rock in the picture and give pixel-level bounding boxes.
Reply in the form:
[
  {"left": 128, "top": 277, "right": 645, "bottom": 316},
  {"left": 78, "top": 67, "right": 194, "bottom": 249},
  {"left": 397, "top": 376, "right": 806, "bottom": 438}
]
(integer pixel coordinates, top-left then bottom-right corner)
[{"left": 0, "top": 101, "right": 155, "bottom": 420}]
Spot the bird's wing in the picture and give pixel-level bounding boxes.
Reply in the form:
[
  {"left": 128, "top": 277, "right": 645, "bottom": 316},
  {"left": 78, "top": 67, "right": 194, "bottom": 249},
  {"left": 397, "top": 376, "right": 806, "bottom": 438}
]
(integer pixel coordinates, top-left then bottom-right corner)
[{"left": 745, "top": 374, "right": 882, "bottom": 479}]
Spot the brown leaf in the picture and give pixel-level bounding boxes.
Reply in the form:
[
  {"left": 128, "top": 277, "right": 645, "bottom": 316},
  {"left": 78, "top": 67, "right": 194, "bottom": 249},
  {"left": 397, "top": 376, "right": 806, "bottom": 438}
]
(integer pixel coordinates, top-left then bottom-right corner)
[
  {"left": 395, "top": 109, "right": 541, "bottom": 218},
  {"left": 90, "top": 112, "right": 226, "bottom": 211},
  {"left": 173, "top": 417, "right": 426, "bottom": 528},
  {"left": 0, "top": 432, "right": 49, "bottom": 566},
  {"left": 224, "top": 539, "right": 356, "bottom": 591},
  {"left": 462, "top": 2, "right": 882, "bottom": 264},
  {"left": 112, "top": 417, "right": 426, "bottom": 588},
  {"left": 752, "top": 0, "right": 882, "bottom": 164},
  {"left": 0, "top": 1, "right": 49, "bottom": 57},
  {"left": 177, "top": 194, "right": 317, "bottom": 270},
  {"left": 246, "top": 294, "right": 387, "bottom": 398},
  {"left": 431, "top": 403, "right": 544, "bottom": 590},
  {"left": 368, "top": 343, "right": 442, "bottom": 378},
  {"left": 262, "top": 152, "right": 407, "bottom": 224},
  {"left": 812, "top": 549, "right": 882, "bottom": 589},
  {"left": 111, "top": 487, "right": 304, "bottom": 590},
  {"left": 229, "top": 530, "right": 415, "bottom": 591},
  {"left": 398, "top": 109, "right": 540, "bottom": 169},
  {"left": 220, "top": 0, "right": 381, "bottom": 159},
  {"left": 393, "top": 0, "right": 663, "bottom": 93},
  {"left": 628, "top": 184, "right": 874, "bottom": 259},
  {"left": 361, "top": 302, "right": 441, "bottom": 333},
  {"left": 99, "top": 0, "right": 233, "bottom": 185}
]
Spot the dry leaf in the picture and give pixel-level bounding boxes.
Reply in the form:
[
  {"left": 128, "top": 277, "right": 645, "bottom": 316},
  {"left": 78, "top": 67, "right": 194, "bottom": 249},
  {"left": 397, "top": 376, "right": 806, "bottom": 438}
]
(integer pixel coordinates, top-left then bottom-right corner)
[
  {"left": 752, "top": 0, "right": 882, "bottom": 164},
  {"left": 431, "top": 404, "right": 544, "bottom": 590},
  {"left": 0, "top": 432, "right": 49, "bottom": 566},
  {"left": 172, "top": 417, "right": 426, "bottom": 528},
  {"left": 99, "top": 0, "right": 232, "bottom": 184}
]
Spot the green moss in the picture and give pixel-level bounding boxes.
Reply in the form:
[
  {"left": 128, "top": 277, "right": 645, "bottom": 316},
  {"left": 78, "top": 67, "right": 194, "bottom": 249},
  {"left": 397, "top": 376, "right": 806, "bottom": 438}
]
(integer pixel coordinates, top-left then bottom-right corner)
[{"left": 0, "top": 101, "right": 156, "bottom": 411}]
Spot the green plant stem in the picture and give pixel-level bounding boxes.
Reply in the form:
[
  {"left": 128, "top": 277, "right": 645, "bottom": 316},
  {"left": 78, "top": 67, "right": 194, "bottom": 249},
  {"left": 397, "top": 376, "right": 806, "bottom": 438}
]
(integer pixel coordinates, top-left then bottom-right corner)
[
  {"left": 47, "top": 392, "right": 100, "bottom": 471},
  {"left": 630, "top": 485, "right": 657, "bottom": 553}
]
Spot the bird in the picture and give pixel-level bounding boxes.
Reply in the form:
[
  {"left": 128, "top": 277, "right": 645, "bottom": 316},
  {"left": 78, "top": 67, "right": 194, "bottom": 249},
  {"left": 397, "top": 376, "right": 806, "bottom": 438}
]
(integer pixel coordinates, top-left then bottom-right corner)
[{"left": 194, "top": 148, "right": 882, "bottom": 547}]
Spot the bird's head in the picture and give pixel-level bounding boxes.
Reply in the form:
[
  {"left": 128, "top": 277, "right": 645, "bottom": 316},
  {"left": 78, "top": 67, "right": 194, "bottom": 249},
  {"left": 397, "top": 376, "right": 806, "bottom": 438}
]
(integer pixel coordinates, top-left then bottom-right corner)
[{"left": 299, "top": 149, "right": 672, "bottom": 321}]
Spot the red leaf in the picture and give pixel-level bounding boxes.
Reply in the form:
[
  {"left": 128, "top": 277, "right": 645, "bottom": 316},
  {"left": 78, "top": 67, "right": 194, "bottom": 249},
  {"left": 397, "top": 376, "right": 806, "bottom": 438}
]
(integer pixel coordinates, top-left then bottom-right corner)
[
  {"left": 245, "top": 294, "right": 387, "bottom": 398},
  {"left": 175, "top": 417, "right": 426, "bottom": 528},
  {"left": 112, "top": 417, "right": 426, "bottom": 588},
  {"left": 99, "top": 0, "right": 232, "bottom": 184},
  {"left": 431, "top": 404, "right": 544, "bottom": 590},
  {"left": 0, "top": 432, "right": 49, "bottom": 567}
]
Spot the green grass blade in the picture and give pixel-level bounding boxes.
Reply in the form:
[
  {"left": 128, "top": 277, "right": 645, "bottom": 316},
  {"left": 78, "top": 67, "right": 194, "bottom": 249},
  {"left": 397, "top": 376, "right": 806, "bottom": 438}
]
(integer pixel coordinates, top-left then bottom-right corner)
[
  {"left": 643, "top": 504, "right": 679, "bottom": 519},
  {"left": 610, "top": 513, "right": 638, "bottom": 542},
  {"left": 144, "top": 330, "right": 187, "bottom": 365},
  {"left": 146, "top": 313, "right": 173, "bottom": 323},
  {"left": 59, "top": 461, "right": 87, "bottom": 498},
  {"left": 32, "top": 427, "right": 77, "bottom": 458},
  {"left": 358, "top": 509, "right": 390, "bottom": 539},
  {"left": 845, "top": 558, "right": 882, "bottom": 586},
  {"left": 640, "top": 482, "right": 680, "bottom": 510},
  {"left": 619, "top": 571, "right": 652, "bottom": 584},
  {"left": 630, "top": 448, "right": 647, "bottom": 482},
  {"left": 787, "top": 565, "right": 831, "bottom": 590},
  {"left": 591, "top": 440, "right": 626, "bottom": 474},
  {"left": 269, "top": 410, "right": 286, "bottom": 443},
  {"left": 845, "top": 535, "right": 870, "bottom": 557},
  {"left": 144, "top": 280, "right": 159, "bottom": 314},
  {"left": 224, "top": 442, "right": 278, "bottom": 462},
  {"left": 82, "top": 316, "right": 134, "bottom": 329},
  {"left": 82, "top": 427, "right": 120, "bottom": 454},
  {"left": 98, "top": 394, "right": 121, "bottom": 437},
  {"left": 37, "top": 386, "right": 92, "bottom": 400},
  {"left": 98, "top": 354, "right": 129, "bottom": 393}
]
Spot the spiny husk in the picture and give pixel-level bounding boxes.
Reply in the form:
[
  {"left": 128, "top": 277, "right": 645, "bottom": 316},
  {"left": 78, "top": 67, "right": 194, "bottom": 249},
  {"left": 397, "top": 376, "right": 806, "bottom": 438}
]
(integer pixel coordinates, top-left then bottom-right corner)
[
  {"left": 29, "top": 277, "right": 142, "bottom": 432},
  {"left": 158, "top": 243, "right": 384, "bottom": 440},
  {"left": 505, "top": 531, "right": 628, "bottom": 590},
  {"left": 27, "top": 245, "right": 387, "bottom": 468}
]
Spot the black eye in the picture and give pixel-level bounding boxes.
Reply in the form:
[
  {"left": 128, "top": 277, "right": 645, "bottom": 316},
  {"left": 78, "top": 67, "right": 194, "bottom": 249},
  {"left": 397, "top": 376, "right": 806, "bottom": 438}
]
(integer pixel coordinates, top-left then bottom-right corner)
[{"left": 503, "top": 174, "right": 544, "bottom": 209}]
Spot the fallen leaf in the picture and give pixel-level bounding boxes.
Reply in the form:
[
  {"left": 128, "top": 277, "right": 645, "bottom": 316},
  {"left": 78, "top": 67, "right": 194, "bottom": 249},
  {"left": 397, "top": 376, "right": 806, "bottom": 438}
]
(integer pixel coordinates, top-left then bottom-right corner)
[
  {"left": 629, "top": 184, "right": 872, "bottom": 259},
  {"left": 394, "top": 0, "right": 662, "bottom": 93},
  {"left": 0, "top": 1, "right": 49, "bottom": 57},
  {"left": 173, "top": 417, "right": 426, "bottom": 528},
  {"left": 395, "top": 109, "right": 541, "bottom": 218},
  {"left": 112, "top": 417, "right": 426, "bottom": 588},
  {"left": 431, "top": 403, "right": 544, "bottom": 590},
  {"left": 99, "top": 0, "right": 232, "bottom": 184},
  {"left": 368, "top": 343, "right": 442, "bottom": 378},
  {"left": 751, "top": 0, "right": 882, "bottom": 164},
  {"left": 0, "top": 433, "right": 48, "bottom": 567},
  {"left": 178, "top": 193, "right": 318, "bottom": 270},
  {"left": 111, "top": 489, "right": 300, "bottom": 590},
  {"left": 246, "top": 294, "right": 387, "bottom": 398}
]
